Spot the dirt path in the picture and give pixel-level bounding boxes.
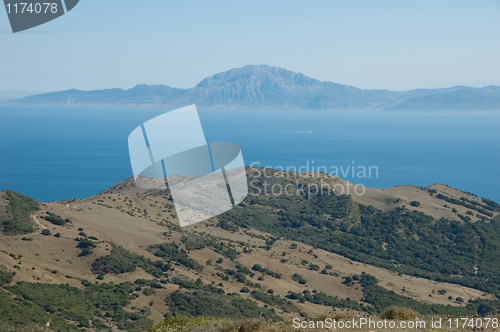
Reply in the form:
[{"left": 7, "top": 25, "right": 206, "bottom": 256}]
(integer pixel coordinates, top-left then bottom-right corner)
[
  {"left": 32, "top": 204, "right": 71, "bottom": 233},
  {"left": 31, "top": 213, "right": 46, "bottom": 230}
]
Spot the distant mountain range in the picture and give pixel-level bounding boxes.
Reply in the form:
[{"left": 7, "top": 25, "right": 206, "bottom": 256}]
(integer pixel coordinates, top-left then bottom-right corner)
[{"left": 10, "top": 65, "right": 500, "bottom": 110}]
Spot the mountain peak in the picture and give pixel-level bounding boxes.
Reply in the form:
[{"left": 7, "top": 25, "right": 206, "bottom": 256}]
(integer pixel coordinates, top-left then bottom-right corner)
[{"left": 195, "top": 64, "right": 320, "bottom": 88}]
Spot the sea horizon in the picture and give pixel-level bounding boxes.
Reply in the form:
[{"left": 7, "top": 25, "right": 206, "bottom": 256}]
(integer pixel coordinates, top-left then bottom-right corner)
[{"left": 1, "top": 103, "right": 499, "bottom": 203}]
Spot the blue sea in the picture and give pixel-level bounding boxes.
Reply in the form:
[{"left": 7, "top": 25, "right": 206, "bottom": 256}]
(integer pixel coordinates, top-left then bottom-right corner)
[{"left": 0, "top": 103, "right": 499, "bottom": 203}]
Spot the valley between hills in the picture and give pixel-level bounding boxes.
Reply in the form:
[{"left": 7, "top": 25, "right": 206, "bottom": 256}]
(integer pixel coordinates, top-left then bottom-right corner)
[{"left": 0, "top": 168, "right": 499, "bottom": 331}]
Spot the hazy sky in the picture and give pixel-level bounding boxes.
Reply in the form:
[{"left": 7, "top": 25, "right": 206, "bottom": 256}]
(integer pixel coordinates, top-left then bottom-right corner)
[{"left": 1, "top": 0, "right": 499, "bottom": 92}]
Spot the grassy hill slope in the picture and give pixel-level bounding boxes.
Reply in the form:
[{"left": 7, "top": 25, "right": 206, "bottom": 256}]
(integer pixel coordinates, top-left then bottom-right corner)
[{"left": 0, "top": 168, "right": 499, "bottom": 331}]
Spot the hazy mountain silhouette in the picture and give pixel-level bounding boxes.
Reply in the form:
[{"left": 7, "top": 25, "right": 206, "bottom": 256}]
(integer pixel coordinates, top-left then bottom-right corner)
[{"left": 12, "top": 65, "right": 500, "bottom": 110}]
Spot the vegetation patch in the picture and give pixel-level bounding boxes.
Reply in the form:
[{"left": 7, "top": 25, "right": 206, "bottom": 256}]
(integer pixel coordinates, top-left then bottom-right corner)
[
  {"left": 436, "top": 193, "right": 496, "bottom": 217},
  {"left": 148, "top": 243, "right": 203, "bottom": 272},
  {"left": 358, "top": 273, "right": 499, "bottom": 317},
  {"left": 180, "top": 233, "right": 241, "bottom": 260},
  {"left": 0, "top": 190, "right": 38, "bottom": 235},
  {"left": 251, "top": 264, "right": 281, "bottom": 279},
  {"left": 172, "top": 277, "right": 225, "bottom": 295},
  {"left": 165, "top": 289, "right": 281, "bottom": 321},
  {"left": 42, "top": 212, "right": 71, "bottom": 226},
  {"left": 0, "top": 266, "right": 15, "bottom": 286},
  {"left": 218, "top": 180, "right": 500, "bottom": 294},
  {"left": 286, "top": 289, "right": 366, "bottom": 312},
  {"left": 2, "top": 280, "right": 152, "bottom": 331},
  {"left": 92, "top": 245, "right": 170, "bottom": 278},
  {"left": 76, "top": 238, "right": 96, "bottom": 256},
  {"left": 292, "top": 273, "right": 307, "bottom": 285},
  {"left": 250, "top": 290, "right": 296, "bottom": 313}
]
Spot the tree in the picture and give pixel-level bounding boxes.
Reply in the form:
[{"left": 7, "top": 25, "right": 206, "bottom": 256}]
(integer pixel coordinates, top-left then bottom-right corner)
[
  {"left": 343, "top": 276, "right": 353, "bottom": 285},
  {"left": 292, "top": 273, "right": 307, "bottom": 285},
  {"left": 309, "top": 264, "right": 320, "bottom": 271},
  {"left": 477, "top": 303, "right": 494, "bottom": 316},
  {"left": 252, "top": 264, "right": 262, "bottom": 272},
  {"left": 77, "top": 238, "right": 96, "bottom": 249},
  {"left": 79, "top": 248, "right": 93, "bottom": 257}
]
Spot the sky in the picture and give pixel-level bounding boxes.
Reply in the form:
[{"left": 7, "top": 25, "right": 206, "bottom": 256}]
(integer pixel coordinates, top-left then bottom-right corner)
[{"left": 1, "top": 0, "right": 499, "bottom": 93}]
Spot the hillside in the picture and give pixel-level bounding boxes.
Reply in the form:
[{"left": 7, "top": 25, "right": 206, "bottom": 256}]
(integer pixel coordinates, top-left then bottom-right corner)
[
  {"left": 386, "top": 86, "right": 500, "bottom": 111},
  {"left": 0, "top": 169, "right": 500, "bottom": 331},
  {"left": 0, "top": 190, "right": 39, "bottom": 235},
  {"left": 11, "top": 65, "right": 500, "bottom": 110}
]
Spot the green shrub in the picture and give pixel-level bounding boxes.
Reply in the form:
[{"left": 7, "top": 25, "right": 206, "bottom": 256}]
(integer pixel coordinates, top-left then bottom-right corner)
[
  {"left": 43, "top": 212, "right": 69, "bottom": 226},
  {"left": 309, "top": 264, "right": 320, "bottom": 271},
  {"left": 292, "top": 273, "right": 307, "bottom": 285},
  {"left": 251, "top": 264, "right": 262, "bottom": 272},
  {"left": 77, "top": 238, "right": 96, "bottom": 249},
  {"left": 76, "top": 238, "right": 96, "bottom": 256},
  {"left": 343, "top": 276, "right": 353, "bottom": 285},
  {"left": 143, "top": 288, "right": 155, "bottom": 296},
  {"left": 78, "top": 248, "right": 93, "bottom": 257}
]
